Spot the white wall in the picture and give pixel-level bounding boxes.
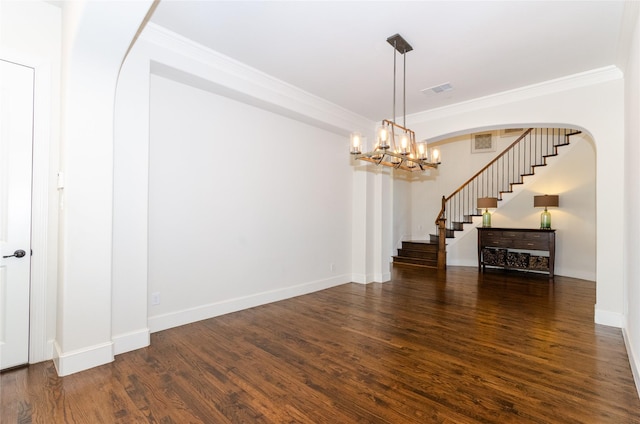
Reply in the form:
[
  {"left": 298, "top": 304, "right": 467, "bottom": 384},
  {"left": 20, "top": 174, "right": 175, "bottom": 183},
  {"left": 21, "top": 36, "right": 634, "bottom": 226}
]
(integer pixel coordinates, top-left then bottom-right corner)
[
  {"left": 112, "top": 37, "right": 152, "bottom": 355},
  {"left": 622, "top": 2, "right": 640, "bottom": 398},
  {"left": 392, "top": 176, "right": 413, "bottom": 248},
  {"left": 54, "top": 0, "right": 153, "bottom": 376},
  {"left": 146, "top": 74, "right": 353, "bottom": 330},
  {"left": 112, "top": 23, "right": 376, "bottom": 341}
]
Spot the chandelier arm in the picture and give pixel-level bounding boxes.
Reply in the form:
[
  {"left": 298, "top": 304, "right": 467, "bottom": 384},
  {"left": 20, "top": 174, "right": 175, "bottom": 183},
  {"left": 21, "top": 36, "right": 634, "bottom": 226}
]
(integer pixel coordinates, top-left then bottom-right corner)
[{"left": 390, "top": 125, "right": 396, "bottom": 152}]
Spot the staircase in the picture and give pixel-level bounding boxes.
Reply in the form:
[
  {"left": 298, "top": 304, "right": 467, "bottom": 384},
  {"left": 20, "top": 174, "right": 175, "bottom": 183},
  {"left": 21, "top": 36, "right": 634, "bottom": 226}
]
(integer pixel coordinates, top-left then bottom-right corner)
[
  {"left": 392, "top": 240, "right": 438, "bottom": 268},
  {"left": 392, "top": 127, "right": 581, "bottom": 270}
]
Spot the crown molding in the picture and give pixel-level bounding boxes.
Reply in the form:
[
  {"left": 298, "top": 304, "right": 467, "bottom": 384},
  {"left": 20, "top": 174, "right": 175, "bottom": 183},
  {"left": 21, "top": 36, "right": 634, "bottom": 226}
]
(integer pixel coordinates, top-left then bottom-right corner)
[
  {"left": 407, "top": 66, "right": 623, "bottom": 124},
  {"left": 140, "top": 23, "right": 373, "bottom": 135}
]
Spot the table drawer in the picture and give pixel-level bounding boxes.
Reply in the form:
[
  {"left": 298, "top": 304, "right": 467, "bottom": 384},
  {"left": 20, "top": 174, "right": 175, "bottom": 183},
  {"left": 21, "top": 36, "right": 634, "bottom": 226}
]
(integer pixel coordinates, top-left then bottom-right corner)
[
  {"left": 523, "top": 232, "right": 550, "bottom": 241},
  {"left": 517, "top": 239, "right": 549, "bottom": 250},
  {"left": 482, "top": 232, "right": 550, "bottom": 250},
  {"left": 482, "top": 237, "right": 513, "bottom": 248}
]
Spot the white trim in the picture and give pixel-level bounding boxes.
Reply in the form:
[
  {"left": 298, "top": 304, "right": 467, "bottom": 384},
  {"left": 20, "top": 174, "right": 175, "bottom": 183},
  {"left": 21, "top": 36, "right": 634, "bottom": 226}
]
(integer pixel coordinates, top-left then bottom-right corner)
[
  {"left": 622, "top": 327, "right": 640, "bottom": 399},
  {"left": 112, "top": 328, "right": 150, "bottom": 356},
  {"left": 29, "top": 60, "right": 54, "bottom": 364},
  {"left": 373, "top": 272, "right": 392, "bottom": 283},
  {"left": 408, "top": 66, "right": 623, "bottom": 125},
  {"left": 351, "top": 273, "right": 369, "bottom": 284},
  {"left": 141, "top": 23, "right": 373, "bottom": 136},
  {"left": 0, "top": 51, "right": 57, "bottom": 365},
  {"left": 594, "top": 307, "right": 624, "bottom": 328},
  {"left": 351, "top": 272, "right": 388, "bottom": 284},
  {"left": 53, "top": 341, "right": 114, "bottom": 377},
  {"left": 148, "top": 275, "right": 349, "bottom": 333}
]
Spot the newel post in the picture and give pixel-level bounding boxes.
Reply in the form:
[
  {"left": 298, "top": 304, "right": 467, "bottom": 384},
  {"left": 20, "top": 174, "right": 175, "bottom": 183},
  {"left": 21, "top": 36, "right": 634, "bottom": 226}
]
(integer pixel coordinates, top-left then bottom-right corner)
[{"left": 437, "top": 195, "right": 447, "bottom": 270}]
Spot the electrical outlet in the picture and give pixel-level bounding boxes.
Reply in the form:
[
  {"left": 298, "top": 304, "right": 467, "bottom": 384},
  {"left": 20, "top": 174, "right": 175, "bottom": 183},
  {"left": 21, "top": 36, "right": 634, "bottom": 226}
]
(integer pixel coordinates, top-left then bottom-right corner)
[
  {"left": 151, "top": 292, "right": 160, "bottom": 306},
  {"left": 330, "top": 263, "right": 335, "bottom": 272}
]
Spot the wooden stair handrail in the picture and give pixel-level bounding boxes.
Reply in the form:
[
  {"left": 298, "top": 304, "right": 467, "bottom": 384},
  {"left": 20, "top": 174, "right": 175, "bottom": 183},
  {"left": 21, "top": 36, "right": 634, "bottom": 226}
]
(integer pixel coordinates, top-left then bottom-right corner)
[{"left": 434, "top": 128, "right": 534, "bottom": 225}]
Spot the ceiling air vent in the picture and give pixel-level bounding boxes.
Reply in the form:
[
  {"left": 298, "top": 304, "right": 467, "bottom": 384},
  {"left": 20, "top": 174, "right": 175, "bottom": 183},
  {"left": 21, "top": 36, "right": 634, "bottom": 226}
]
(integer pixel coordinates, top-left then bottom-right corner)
[{"left": 421, "top": 82, "right": 453, "bottom": 95}]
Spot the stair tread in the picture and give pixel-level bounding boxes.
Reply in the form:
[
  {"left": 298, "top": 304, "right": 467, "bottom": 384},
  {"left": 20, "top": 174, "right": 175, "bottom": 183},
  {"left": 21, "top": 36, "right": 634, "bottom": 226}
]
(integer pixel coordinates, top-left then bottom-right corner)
[
  {"left": 392, "top": 260, "right": 438, "bottom": 269},
  {"left": 393, "top": 253, "right": 436, "bottom": 260},
  {"left": 392, "top": 256, "right": 438, "bottom": 268}
]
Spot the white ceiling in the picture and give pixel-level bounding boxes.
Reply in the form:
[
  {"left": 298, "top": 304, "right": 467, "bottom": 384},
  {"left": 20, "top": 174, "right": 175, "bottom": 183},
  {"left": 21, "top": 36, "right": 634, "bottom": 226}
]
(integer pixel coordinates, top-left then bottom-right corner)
[{"left": 149, "top": 1, "right": 627, "bottom": 122}]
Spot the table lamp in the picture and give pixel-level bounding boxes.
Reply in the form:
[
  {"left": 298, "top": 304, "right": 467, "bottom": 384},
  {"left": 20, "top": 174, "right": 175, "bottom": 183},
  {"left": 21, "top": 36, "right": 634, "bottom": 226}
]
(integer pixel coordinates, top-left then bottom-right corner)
[
  {"left": 534, "top": 194, "right": 559, "bottom": 229},
  {"left": 477, "top": 197, "right": 498, "bottom": 227}
]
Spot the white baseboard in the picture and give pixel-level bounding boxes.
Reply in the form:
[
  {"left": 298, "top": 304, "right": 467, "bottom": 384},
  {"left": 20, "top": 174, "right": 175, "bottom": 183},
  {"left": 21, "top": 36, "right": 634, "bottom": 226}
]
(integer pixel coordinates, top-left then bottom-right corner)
[
  {"left": 53, "top": 340, "right": 114, "bottom": 376},
  {"left": 373, "top": 272, "right": 391, "bottom": 282},
  {"left": 554, "top": 267, "right": 596, "bottom": 282},
  {"left": 148, "top": 274, "right": 349, "bottom": 333},
  {"left": 594, "top": 308, "right": 623, "bottom": 328},
  {"left": 112, "top": 328, "right": 150, "bottom": 355},
  {"left": 351, "top": 273, "right": 369, "bottom": 284},
  {"left": 446, "top": 259, "right": 477, "bottom": 267},
  {"left": 622, "top": 327, "right": 640, "bottom": 399}
]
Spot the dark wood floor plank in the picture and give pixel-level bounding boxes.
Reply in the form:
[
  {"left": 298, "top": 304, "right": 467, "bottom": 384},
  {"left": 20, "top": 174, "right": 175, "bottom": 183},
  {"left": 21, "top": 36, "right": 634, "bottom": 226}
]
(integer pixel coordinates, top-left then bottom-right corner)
[{"left": 2, "top": 266, "right": 640, "bottom": 423}]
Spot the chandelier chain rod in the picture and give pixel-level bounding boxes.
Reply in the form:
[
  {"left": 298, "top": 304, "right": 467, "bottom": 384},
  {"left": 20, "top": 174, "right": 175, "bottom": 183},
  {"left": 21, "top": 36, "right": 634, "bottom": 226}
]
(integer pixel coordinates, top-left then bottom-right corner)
[
  {"left": 392, "top": 39, "right": 397, "bottom": 125},
  {"left": 403, "top": 45, "right": 406, "bottom": 128}
]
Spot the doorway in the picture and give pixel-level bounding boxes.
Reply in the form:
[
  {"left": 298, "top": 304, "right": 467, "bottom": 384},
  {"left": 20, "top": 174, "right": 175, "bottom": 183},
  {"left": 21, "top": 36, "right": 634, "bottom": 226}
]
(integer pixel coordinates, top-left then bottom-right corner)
[{"left": 0, "top": 59, "right": 34, "bottom": 370}]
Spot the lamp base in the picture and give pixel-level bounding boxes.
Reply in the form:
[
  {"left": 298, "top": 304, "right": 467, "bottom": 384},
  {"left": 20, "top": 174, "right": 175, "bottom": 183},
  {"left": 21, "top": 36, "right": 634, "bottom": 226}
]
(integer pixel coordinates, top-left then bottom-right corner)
[
  {"left": 482, "top": 210, "right": 492, "bottom": 228},
  {"left": 540, "top": 209, "right": 551, "bottom": 229}
]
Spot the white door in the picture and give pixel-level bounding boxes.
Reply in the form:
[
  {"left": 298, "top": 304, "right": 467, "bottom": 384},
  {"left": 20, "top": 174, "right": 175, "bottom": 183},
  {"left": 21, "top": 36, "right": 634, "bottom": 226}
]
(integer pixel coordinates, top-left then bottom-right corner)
[{"left": 0, "top": 59, "right": 33, "bottom": 370}]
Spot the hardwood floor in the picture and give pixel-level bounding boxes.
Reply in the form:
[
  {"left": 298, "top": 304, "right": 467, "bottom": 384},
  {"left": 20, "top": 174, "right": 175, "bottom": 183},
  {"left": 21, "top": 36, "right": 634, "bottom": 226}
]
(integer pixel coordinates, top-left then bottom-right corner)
[{"left": 3, "top": 266, "right": 640, "bottom": 423}]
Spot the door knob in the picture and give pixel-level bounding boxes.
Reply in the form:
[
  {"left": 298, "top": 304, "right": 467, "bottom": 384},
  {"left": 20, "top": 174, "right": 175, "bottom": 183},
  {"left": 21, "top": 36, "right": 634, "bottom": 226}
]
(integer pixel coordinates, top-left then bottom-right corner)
[{"left": 3, "top": 249, "right": 26, "bottom": 258}]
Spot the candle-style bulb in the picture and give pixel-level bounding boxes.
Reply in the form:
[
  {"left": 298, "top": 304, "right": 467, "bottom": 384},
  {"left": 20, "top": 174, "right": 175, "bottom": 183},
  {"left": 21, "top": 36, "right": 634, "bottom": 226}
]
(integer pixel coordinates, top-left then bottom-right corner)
[{"left": 350, "top": 132, "right": 362, "bottom": 154}]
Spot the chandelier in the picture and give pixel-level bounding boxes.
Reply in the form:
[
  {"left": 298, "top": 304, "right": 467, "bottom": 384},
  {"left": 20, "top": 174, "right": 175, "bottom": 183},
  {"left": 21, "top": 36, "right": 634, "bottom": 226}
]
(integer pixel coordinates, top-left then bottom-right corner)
[{"left": 350, "top": 34, "right": 440, "bottom": 172}]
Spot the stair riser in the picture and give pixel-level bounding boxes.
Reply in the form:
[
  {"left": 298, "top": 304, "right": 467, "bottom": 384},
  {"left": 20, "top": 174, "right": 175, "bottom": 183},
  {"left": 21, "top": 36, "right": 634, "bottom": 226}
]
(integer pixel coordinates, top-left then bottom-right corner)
[
  {"left": 451, "top": 222, "right": 464, "bottom": 231},
  {"left": 401, "top": 242, "right": 438, "bottom": 252},
  {"left": 397, "top": 249, "right": 437, "bottom": 260}
]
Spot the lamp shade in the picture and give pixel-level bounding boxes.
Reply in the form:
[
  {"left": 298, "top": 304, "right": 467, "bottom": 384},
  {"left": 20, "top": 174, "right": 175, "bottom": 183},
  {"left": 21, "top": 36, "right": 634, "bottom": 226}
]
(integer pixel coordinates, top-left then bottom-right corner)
[
  {"left": 534, "top": 195, "right": 559, "bottom": 208},
  {"left": 477, "top": 197, "right": 498, "bottom": 209}
]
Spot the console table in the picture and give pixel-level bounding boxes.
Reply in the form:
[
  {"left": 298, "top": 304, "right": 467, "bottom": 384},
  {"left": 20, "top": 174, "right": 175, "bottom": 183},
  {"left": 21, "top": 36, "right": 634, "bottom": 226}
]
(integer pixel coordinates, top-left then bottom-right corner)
[{"left": 477, "top": 228, "right": 555, "bottom": 279}]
